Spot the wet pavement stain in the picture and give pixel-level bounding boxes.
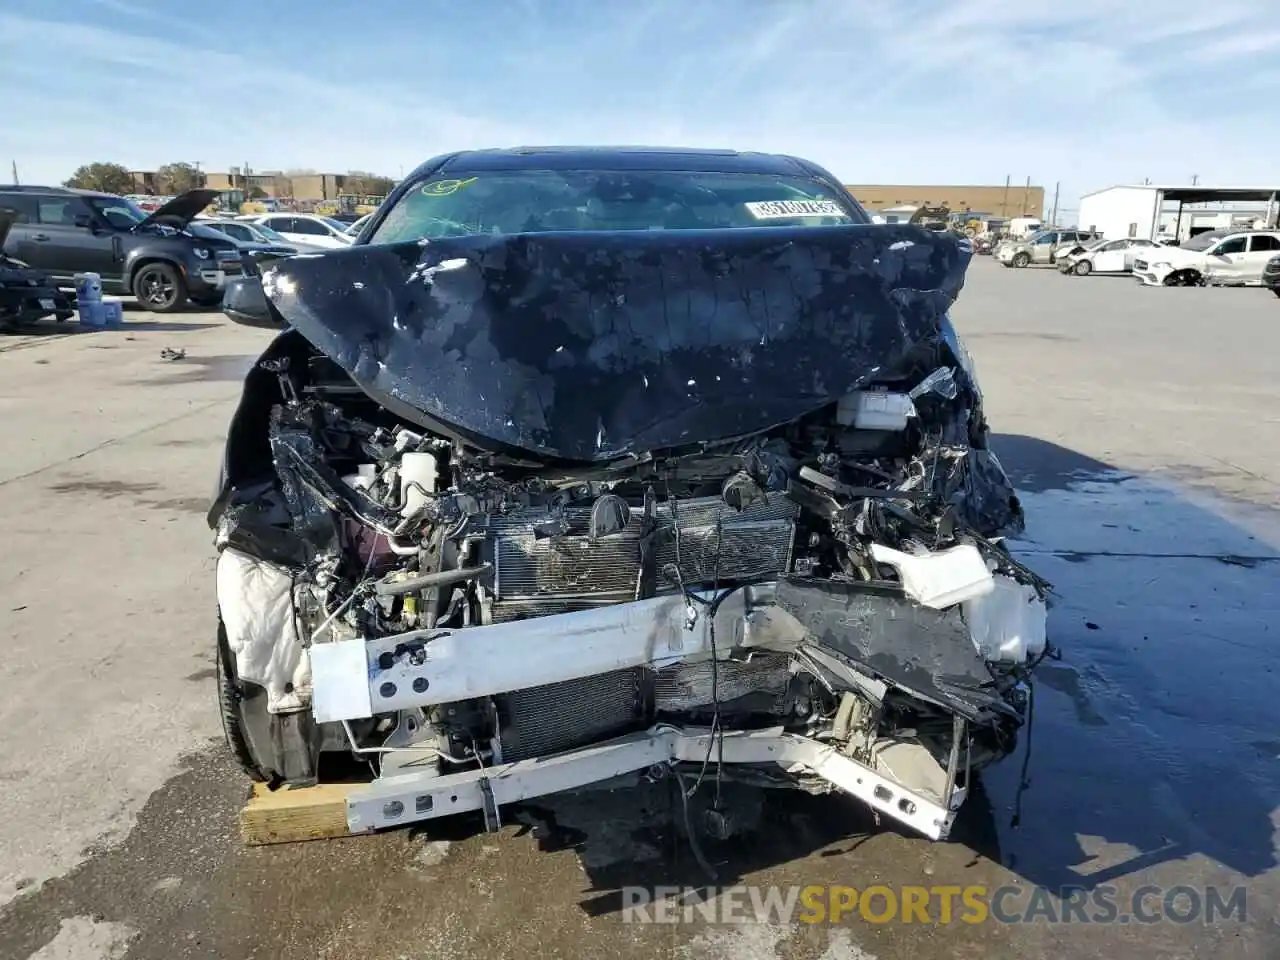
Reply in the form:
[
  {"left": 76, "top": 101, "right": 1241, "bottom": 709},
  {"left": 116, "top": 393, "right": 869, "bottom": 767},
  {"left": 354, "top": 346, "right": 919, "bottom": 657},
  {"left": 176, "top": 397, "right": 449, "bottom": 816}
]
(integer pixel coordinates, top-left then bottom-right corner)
[
  {"left": 1033, "top": 663, "right": 1108, "bottom": 726},
  {"left": 138, "top": 354, "right": 255, "bottom": 386},
  {"left": 49, "top": 479, "right": 159, "bottom": 499},
  {"left": 154, "top": 437, "right": 221, "bottom": 449},
  {"left": 47, "top": 477, "right": 209, "bottom": 516}
]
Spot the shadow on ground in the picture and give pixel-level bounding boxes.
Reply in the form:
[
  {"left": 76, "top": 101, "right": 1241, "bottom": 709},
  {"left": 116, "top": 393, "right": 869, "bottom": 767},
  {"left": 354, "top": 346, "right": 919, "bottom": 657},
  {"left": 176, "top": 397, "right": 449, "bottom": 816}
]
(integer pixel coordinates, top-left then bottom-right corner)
[{"left": 982, "top": 434, "right": 1279, "bottom": 891}]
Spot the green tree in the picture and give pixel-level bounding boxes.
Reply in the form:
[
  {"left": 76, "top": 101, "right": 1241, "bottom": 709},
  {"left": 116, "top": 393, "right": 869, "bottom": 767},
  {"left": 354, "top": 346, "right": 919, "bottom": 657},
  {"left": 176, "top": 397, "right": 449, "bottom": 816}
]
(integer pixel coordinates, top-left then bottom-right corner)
[
  {"left": 156, "top": 162, "right": 204, "bottom": 194},
  {"left": 62, "top": 162, "right": 135, "bottom": 194}
]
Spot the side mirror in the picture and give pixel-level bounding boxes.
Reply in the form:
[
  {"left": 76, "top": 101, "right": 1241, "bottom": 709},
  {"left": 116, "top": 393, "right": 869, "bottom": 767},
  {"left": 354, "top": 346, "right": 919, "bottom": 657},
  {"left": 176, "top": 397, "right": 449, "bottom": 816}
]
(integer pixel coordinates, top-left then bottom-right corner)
[{"left": 221, "top": 276, "right": 286, "bottom": 329}]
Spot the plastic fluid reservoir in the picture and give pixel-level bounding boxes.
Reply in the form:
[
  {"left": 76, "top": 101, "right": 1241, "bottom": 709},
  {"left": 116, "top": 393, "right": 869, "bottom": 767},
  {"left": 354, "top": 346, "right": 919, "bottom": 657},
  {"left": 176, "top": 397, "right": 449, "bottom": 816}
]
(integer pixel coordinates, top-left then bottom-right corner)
[
  {"left": 836, "top": 391, "right": 916, "bottom": 430},
  {"left": 400, "top": 452, "right": 438, "bottom": 518},
  {"left": 342, "top": 463, "right": 377, "bottom": 491}
]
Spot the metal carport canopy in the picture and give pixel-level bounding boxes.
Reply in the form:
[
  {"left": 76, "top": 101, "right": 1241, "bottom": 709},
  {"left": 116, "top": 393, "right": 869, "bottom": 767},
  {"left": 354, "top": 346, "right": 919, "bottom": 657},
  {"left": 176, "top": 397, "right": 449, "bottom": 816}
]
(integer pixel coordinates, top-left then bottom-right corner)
[{"left": 1154, "top": 186, "right": 1280, "bottom": 204}]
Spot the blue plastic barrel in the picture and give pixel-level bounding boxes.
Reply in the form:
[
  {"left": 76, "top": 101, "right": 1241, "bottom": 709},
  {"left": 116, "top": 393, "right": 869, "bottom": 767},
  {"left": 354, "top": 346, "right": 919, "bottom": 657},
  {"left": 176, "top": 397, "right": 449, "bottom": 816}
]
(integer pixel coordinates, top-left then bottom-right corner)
[{"left": 73, "top": 272, "right": 103, "bottom": 302}]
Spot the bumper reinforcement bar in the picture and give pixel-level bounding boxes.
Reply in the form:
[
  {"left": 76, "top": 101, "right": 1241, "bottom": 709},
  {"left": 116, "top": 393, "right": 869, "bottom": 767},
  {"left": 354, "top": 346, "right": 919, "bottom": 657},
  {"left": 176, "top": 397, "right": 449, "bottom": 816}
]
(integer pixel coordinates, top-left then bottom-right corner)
[{"left": 344, "top": 725, "right": 964, "bottom": 841}]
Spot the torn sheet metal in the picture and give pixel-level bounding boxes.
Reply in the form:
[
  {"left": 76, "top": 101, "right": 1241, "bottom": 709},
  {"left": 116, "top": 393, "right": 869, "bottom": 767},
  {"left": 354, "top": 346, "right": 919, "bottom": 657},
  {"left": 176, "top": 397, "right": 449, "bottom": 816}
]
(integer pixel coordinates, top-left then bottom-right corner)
[
  {"left": 261, "top": 224, "right": 970, "bottom": 461},
  {"left": 773, "top": 577, "right": 1015, "bottom": 723}
]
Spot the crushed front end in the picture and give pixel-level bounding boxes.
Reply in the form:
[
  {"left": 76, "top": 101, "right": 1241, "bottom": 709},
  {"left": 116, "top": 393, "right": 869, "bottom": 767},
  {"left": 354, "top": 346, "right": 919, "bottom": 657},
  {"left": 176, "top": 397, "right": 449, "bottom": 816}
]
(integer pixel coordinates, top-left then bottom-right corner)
[{"left": 210, "top": 225, "right": 1051, "bottom": 842}]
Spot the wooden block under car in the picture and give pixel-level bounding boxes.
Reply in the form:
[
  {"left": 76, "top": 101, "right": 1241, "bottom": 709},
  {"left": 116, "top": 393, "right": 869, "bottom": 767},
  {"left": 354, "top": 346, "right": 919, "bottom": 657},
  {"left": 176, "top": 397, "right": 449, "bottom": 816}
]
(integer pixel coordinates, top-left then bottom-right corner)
[{"left": 239, "top": 781, "right": 361, "bottom": 846}]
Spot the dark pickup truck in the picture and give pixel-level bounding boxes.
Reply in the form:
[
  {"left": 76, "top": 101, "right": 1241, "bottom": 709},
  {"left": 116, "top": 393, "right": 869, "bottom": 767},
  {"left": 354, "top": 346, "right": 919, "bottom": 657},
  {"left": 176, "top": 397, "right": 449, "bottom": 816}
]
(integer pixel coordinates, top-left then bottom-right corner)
[{"left": 0, "top": 186, "right": 244, "bottom": 312}]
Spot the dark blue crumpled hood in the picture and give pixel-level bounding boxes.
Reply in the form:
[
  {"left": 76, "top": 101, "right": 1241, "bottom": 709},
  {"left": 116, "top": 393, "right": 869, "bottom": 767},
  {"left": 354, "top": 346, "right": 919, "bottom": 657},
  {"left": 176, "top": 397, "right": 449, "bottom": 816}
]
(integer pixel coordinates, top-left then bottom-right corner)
[{"left": 263, "top": 224, "right": 971, "bottom": 462}]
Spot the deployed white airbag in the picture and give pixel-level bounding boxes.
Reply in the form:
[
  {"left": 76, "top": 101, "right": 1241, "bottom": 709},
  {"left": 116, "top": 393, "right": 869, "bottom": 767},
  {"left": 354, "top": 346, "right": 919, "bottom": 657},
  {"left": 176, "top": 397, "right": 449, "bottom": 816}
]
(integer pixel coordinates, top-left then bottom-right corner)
[{"left": 216, "top": 547, "right": 311, "bottom": 713}]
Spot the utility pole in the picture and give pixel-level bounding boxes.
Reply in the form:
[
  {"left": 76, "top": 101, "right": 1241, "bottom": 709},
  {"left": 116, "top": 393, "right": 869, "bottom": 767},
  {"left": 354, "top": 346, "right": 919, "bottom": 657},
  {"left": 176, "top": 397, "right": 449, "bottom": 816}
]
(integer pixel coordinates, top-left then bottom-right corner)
[
  {"left": 1050, "top": 181, "right": 1060, "bottom": 226},
  {"left": 1021, "top": 176, "right": 1030, "bottom": 216},
  {"left": 10, "top": 160, "right": 17, "bottom": 185},
  {"left": 1001, "top": 174, "right": 1010, "bottom": 219}
]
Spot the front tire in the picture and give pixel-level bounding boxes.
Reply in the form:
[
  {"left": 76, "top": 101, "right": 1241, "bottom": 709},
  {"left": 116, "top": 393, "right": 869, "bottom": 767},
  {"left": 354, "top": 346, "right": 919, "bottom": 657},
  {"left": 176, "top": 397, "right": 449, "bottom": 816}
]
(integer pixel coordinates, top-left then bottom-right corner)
[
  {"left": 1011, "top": 252, "right": 1031, "bottom": 268},
  {"left": 1073, "top": 260, "right": 1092, "bottom": 276},
  {"left": 1163, "top": 269, "right": 1203, "bottom": 287},
  {"left": 215, "top": 620, "right": 268, "bottom": 782},
  {"left": 132, "top": 262, "right": 187, "bottom": 313}
]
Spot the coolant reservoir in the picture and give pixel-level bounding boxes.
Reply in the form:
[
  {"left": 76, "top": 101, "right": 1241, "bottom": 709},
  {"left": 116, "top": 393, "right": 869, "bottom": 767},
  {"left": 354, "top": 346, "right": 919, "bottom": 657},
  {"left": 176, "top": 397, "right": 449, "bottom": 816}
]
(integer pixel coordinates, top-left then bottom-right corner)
[
  {"left": 400, "top": 452, "right": 438, "bottom": 518},
  {"left": 963, "top": 575, "right": 1048, "bottom": 662},
  {"left": 836, "top": 391, "right": 916, "bottom": 430},
  {"left": 342, "top": 463, "right": 377, "bottom": 491}
]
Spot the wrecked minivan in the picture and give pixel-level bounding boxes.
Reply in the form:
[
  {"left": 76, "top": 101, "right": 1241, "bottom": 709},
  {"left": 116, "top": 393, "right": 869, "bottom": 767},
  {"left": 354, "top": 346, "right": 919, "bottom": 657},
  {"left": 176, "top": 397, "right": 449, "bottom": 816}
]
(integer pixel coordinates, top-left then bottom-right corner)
[{"left": 209, "top": 148, "right": 1050, "bottom": 843}]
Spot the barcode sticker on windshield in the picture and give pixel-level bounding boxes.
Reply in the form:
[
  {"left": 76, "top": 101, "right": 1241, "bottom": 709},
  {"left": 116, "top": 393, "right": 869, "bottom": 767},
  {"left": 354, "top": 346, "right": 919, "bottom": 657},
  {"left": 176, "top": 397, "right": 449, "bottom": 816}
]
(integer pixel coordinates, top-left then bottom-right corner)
[{"left": 745, "top": 200, "right": 849, "bottom": 220}]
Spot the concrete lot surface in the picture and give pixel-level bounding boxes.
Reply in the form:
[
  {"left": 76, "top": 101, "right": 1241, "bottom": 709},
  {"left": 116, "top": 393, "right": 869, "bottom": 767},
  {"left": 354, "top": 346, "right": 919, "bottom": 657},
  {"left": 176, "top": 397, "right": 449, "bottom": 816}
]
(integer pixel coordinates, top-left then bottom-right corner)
[{"left": 0, "top": 260, "right": 1277, "bottom": 959}]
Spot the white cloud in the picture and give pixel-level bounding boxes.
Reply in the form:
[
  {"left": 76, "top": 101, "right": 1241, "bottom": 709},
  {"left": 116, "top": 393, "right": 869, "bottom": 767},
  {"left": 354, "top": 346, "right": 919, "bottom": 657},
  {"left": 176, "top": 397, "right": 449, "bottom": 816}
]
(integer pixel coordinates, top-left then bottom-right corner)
[{"left": 1, "top": 0, "right": 1276, "bottom": 210}]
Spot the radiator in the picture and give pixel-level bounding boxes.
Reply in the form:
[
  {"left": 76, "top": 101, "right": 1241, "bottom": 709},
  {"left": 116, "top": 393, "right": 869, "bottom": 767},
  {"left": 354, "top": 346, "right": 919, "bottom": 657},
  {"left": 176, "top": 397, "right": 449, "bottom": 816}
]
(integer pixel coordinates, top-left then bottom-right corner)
[
  {"left": 484, "top": 493, "right": 798, "bottom": 622},
  {"left": 494, "top": 667, "right": 648, "bottom": 762}
]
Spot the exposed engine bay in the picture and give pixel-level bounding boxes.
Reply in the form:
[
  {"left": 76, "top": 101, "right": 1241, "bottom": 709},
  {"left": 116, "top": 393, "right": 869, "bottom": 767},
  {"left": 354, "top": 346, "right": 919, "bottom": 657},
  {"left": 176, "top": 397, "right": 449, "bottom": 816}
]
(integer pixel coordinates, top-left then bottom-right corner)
[{"left": 210, "top": 223, "right": 1052, "bottom": 843}]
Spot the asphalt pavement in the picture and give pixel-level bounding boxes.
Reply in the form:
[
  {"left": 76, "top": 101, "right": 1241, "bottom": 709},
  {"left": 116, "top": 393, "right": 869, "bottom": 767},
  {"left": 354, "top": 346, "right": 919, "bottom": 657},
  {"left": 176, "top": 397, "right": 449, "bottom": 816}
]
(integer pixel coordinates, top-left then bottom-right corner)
[{"left": 0, "top": 259, "right": 1277, "bottom": 959}]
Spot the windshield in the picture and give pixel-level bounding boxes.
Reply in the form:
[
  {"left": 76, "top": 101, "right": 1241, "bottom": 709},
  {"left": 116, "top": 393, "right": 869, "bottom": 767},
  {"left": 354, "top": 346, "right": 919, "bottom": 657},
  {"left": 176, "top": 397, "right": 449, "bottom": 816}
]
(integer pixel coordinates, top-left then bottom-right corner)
[
  {"left": 1179, "top": 232, "right": 1225, "bottom": 251},
  {"left": 370, "top": 169, "right": 864, "bottom": 243},
  {"left": 187, "top": 223, "right": 232, "bottom": 242},
  {"left": 88, "top": 197, "right": 146, "bottom": 230},
  {"left": 248, "top": 223, "right": 287, "bottom": 243}
]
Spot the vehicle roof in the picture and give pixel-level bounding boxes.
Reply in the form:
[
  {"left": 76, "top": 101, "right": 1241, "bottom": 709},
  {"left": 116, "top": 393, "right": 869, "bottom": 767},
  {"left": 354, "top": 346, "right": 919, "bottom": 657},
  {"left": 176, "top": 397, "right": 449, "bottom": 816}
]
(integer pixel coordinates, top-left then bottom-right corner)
[
  {"left": 0, "top": 184, "right": 116, "bottom": 199},
  {"left": 421, "top": 146, "right": 824, "bottom": 177},
  {"left": 1194, "top": 228, "right": 1278, "bottom": 238}
]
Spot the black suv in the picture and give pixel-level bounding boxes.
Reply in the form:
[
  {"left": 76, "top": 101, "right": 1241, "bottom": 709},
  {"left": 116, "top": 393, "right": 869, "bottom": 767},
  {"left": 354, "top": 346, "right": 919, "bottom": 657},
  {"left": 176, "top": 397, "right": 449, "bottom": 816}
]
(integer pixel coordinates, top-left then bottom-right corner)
[{"left": 0, "top": 186, "right": 244, "bottom": 312}]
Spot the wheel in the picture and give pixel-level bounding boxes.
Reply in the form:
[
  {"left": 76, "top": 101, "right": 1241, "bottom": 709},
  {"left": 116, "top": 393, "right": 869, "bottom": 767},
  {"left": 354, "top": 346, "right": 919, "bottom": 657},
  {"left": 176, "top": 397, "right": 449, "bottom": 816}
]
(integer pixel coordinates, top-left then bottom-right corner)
[
  {"left": 1163, "top": 269, "right": 1203, "bottom": 287},
  {"left": 190, "top": 292, "right": 222, "bottom": 308},
  {"left": 1073, "top": 259, "right": 1092, "bottom": 276},
  {"left": 132, "top": 262, "right": 187, "bottom": 313},
  {"left": 215, "top": 620, "right": 268, "bottom": 782},
  {"left": 1011, "top": 252, "right": 1030, "bottom": 268}
]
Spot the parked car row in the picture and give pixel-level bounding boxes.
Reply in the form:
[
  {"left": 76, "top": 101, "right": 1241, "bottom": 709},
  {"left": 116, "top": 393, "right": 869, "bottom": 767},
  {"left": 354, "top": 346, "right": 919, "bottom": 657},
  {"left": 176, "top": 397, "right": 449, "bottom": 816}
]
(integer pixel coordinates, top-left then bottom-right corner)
[
  {"left": 996, "top": 228, "right": 1101, "bottom": 268},
  {"left": 994, "top": 222, "right": 1280, "bottom": 292},
  {"left": 1054, "top": 237, "right": 1162, "bottom": 276},
  {"left": 0, "top": 182, "right": 375, "bottom": 322},
  {"left": 1131, "top": 229, "right": 1280, "bottom": 287},
  {"left": 0, "top": 186, "right": 246, "bottom": 313}
]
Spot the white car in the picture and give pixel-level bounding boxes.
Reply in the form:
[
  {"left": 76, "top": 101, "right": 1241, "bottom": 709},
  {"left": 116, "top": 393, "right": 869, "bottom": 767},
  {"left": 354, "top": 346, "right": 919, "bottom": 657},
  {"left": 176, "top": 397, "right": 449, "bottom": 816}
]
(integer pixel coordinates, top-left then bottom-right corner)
[
  {"left": 1133, "top": 229, "right": 1280, "bottom": 287},
  {"left": 344, "top": 213, "right": 374, "bottom": 238},
  {"left": 200, "top": 219, "right": 331, "bottom": 254},
  {"left": 1057, "top": 237, "right": 1159, "bottom": 277},
  {"left": 246, "top": 214, "right": 355, "bottom": 249}
]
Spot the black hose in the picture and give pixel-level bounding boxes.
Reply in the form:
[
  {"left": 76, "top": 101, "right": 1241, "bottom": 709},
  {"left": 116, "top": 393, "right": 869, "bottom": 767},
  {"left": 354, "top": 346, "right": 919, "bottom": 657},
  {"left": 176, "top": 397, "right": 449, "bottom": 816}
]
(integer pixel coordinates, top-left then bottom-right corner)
[{"left": 373, "top": 563, "right": 492, "bottom": 597}]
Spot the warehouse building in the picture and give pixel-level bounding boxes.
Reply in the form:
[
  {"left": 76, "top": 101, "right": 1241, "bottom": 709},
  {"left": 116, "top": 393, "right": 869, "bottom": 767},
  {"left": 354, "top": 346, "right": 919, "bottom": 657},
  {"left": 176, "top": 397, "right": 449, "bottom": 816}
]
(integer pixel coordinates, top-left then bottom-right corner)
[
  {"left": 1078, "top": 185, "right": 1280, "bottom": 242},
  {"left": 844, "top": 183, "right": 1045, "bottom": 219}
]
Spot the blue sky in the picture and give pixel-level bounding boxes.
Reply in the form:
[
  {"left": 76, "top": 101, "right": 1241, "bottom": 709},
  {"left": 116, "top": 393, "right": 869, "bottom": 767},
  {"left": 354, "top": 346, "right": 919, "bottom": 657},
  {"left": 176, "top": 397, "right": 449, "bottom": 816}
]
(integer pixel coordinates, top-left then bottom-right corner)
[{"left": 0, "top": 0, "right": 1274, "bottom": 212}]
